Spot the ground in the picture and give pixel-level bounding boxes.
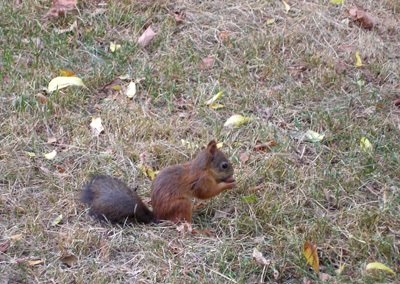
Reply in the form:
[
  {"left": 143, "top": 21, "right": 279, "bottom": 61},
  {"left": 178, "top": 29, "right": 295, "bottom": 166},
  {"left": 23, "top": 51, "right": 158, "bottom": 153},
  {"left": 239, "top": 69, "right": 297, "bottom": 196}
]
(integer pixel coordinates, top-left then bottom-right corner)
[{"left": 0, "top": 0, "right": 399, "bottom": 283}]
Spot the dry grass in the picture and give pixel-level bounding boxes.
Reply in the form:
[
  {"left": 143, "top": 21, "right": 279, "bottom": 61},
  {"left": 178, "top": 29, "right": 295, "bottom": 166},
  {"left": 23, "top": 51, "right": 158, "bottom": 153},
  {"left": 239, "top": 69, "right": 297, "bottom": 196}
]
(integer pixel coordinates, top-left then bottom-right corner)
[{"left": 1, "top": 0, "right": 399, "bottom": 283}]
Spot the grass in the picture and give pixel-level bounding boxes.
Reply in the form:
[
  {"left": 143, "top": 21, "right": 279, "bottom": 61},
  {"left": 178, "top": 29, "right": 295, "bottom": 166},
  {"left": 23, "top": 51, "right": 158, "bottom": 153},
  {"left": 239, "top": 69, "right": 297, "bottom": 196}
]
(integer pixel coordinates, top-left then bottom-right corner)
[{"left": 1, "top": 0, "right": 399, "bottom": 283}]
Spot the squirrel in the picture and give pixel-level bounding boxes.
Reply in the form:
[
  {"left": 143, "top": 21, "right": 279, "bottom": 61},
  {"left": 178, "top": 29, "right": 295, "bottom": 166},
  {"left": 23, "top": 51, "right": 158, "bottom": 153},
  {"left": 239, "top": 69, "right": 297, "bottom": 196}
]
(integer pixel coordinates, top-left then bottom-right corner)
[{"left": 81, "top": 140, "right": 236, "bottom": 224}]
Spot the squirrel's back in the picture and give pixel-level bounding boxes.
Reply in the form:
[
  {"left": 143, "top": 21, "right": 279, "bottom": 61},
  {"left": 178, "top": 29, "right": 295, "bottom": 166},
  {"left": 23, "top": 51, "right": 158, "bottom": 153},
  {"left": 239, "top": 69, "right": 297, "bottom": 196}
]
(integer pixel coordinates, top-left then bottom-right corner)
[{"left": 82, "top": 175, "right": 155, "bottom": 224}]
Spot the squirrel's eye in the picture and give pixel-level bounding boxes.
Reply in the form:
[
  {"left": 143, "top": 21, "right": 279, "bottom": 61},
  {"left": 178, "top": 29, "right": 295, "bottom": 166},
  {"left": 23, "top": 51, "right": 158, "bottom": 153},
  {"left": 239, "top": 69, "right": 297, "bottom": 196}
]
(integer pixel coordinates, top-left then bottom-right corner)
[{"left": 221, "top": 162, "right": 228, "bottom": 169}]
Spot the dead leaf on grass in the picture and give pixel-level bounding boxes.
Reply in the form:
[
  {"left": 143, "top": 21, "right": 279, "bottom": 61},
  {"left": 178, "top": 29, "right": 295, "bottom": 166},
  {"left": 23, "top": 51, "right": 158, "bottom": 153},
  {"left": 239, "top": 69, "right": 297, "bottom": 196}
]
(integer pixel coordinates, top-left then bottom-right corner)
[
  {"left": 172, "top": 10, "right": 185, "bottom": 24},
  {"left": 254, "top": 141, "right": 278, "bottom": 151},
  {"left": 27, "top": 259, "right": 44, "bottom": 266},
  {"left": 219, "top": 31, "right": 229, "bottom": 42},
  {"left": 101, "top": 78, "right": 123, "bottom": 91},
  {"left": 303, "top": 241, "right": 319, "bottom": 274},
  {"left": 200, "top": 56, "right": 215, "bottom": 69},
  {"left": 44, "top": 150, "right": 57, "bottom": 160},
  {"left": 90, "top": 117, "right": 104, "bottom": 136},
  {"left": 54, "top": 20, "right": 77, "bottom": 35},
  {"left": 0, "top": 241, "right": 10, "bottom": 253},
  {"left": 47, "top": 136, "right": 58, "bottom": 144},
  {"left": 240, "top": 153, "right": 249, "bottom": 164},
  {"left": 348, "top": 7, "right": 378, "bottom": 29},
  {"left": 60, "top": 254, "right": 78, "bottom": 267},
  {"left": 43, "top": 0, "right": 77, "bottom": 19},
  {"left": 176, "top": 222, "right": 193, "bottom": 234},
  {"left": 366, "top": 262, "right": 396, "bottom": 275},
  {"left": 252, "top": 248, "right": 271, "bottom": 266},
  {"left": 393, "top": 99, "right": 400, "bottom": 107},
  {"left": 59, "top": 69, "right": 76, "bottom": 77},
  {"left": 138, "top": 26, "right": 156, "bottom": 47},
  {"left": 36, "top": 93, "right": 48, "bottom": 103}
]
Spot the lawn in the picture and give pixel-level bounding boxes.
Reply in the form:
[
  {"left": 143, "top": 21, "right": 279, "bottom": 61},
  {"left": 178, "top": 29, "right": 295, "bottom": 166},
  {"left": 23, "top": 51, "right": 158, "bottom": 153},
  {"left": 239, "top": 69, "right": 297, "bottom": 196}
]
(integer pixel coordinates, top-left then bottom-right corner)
[{"left": 0, "top": 0, "right": 399, "bottom": 283}]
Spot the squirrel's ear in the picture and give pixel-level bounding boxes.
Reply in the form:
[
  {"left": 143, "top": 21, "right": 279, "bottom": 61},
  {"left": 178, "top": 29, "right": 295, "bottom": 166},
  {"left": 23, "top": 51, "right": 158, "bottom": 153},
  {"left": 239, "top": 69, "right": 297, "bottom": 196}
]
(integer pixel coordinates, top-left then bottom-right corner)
[{"left": 207, "top": 140, "right": 217, "bottom": 155}]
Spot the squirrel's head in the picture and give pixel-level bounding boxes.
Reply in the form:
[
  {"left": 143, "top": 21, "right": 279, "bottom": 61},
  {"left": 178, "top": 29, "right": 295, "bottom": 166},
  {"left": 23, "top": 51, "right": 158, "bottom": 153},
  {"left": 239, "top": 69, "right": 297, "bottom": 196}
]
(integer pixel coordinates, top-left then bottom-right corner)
[{"left": 196, "top": 140, "right": 234, "bottom": 182}]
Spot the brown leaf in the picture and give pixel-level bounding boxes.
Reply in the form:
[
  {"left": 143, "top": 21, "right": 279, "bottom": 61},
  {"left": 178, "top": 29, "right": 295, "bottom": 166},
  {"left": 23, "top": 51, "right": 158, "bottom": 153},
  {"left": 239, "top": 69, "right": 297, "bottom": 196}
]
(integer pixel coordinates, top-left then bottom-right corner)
[
  {"left": 101, "top": 78, "right": 122, "bottom": 90},
  {"left": 240, "top": 152, "right": 249, "bottom": 164},
  {"left": 219, "top": 31, "right": 230, "bottom": 42},
  {"left": 200, "top": 56, "right": 215, "bottom": 69},
  {"left": 55, "top": 164, "right": 66, "bottom": 173},
  {"left": 60, "top": 254, "right": 78, "bottom": 267},
  {"left": 0, "top": 241, "right": 10, "bottom": 253},
  {"left": 47, "top": 136, "right": 57, "bottom": 144},
  {"left": 36, "top": 93, "right": 48, "bottom": 103},
  {"left": 138, "top": 26, "right": 156, "bottom": 47},
  {"left": 349, "top": 7, "right": 378, "bottom": 29},
  {"left": 43, "top": 0, "right": 77, "bottom": 19},
  {"left": 254, "top": 141, "right": 277, "bottom": 151},
  {"left": 176, "top": 222, "right": 193, "bottom": 234},
  {"left": 172, "top": 11, "right": 185, "bottom": 24}
]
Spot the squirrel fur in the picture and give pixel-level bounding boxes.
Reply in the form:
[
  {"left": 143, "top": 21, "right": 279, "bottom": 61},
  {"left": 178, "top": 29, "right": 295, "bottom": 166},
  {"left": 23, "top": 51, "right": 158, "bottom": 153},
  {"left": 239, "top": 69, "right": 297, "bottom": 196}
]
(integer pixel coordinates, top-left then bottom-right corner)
[{"left": 81, "top": 140, "right": 236, "bottom": 223}]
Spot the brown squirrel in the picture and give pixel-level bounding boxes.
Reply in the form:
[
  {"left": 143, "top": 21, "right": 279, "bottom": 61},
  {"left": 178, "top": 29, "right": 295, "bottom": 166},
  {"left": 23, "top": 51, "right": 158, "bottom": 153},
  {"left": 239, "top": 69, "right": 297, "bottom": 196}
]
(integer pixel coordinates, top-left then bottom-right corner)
[{"left": 81, "top": 140, "right": 236, "bottom": 223}]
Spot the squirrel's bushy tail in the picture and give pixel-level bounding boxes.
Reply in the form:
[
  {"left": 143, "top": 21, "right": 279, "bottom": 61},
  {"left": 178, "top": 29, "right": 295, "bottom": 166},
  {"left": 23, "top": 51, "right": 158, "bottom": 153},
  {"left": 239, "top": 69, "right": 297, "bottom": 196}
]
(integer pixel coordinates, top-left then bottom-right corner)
[{"left": 82, "top": 175, "right": 156, "bottom": 224}]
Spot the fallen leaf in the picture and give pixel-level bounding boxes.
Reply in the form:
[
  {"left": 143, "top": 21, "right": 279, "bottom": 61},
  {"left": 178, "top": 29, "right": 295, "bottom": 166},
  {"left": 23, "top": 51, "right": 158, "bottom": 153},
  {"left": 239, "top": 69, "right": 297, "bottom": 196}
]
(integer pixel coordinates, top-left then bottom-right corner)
[
  {"left": 266, "top": 18, "right": 276, "bottom": 25},
  {"left": 360, "top": 137, "right": 373, "bottom": 152},
  {"left": 355, "top": 52, "right": 363, "bottom": 67},
  {"left": 254, "top": 141, "right": 278, "bottom": 151},
  {"left": 303, "top": 241, "right": 319, "bottom": 273},
  {"left": 59, "top": 69, "right": 76, "bottom": 77},
  {"left": 216, "top": 142, "right": 224, "bottom": 149},
  {"left": 54, "top": 20, "right": 78, "bottom": 35},
  {"left": 282, "top": 0, "right": 290, "bottom": 13},
  {"left": 176, "top": 222, "right": 193, "bottom": 234},
  {"left": 252, "top": 248, "right": 271, "bottom": 266},
  {"left": 305, "top": 130, "right": 325, "bottom": 142},
  {"left": 393, "top": 99, "right": 400, "bottom": 107},
  {"left": 137, "top": 164, "right": 157, "bottom": 180},
  {"left": 126, "top": 81, "right": 137, "bottom": 98},
  {"left": 0, "top": 241, "right": 10, "bottom": 253},
  {"left": 366, "top": 262, "right": 396, "bottom": 275},
  {"left": 43, "top": 0, "right": 77, "bottom": 19},
  {"left": 55, "top": 164, "right": 66, "bottom": 173},
  {"left": 205, "top": 91, "right": 224, "bottom": 105},
  {"left": 240, "top": 153, "right": 249, "bottom": 164},
  {"left": 44, "top": 150, "right": 57, "bottom": 160},
  {"left": 335, "top": 263, "right": 346, "bottom": 275},
  {"left": 36, "top": 93, "right": 48, "bottom": 103},
  {"left": 172, "top": 11, "right": 185, "bottom": 24},
  {"left": 51, "top": 214, "right": 63, "bottom": 226},
  {"left": 210, "top": 103, "right": 225, "bottom": 110},
  {"left": 25, "top": 152, "right": 36, "bottom": 158},
  {"left": 200, "top": 56, "right": 215, "bottom": 69},
  {"left": 219, "top": 31, "right": 229, "bottom": 42},
  {"left": 138, "top": 26, "right": 156, "bottom": 47},
  {"left": 47, "top": 137, "right": 57, "bottom": 144},
  {"left": 349, "top": 8, "right": 378, "bottom": 29},
  {"left": 10, "top": 234, "right": 23, "bottom": 242},
  {"left": 48, "top": 76, "right": 85, "bottom": 92},
  {"left": 330, "top": 0, "right": 344, "bottom": 4},
  {"left": 110, "top": 42, "right": 121, "bottom": 52},
  {"left": 101, "top": 78, "right": 122, "bottom": 91},
  {"left": 224, "top": 114, "right": 254, "bottom": 127},
  {"left": 90, "top": 117, "right": 104, "bottom": 136},
  {"left": 60, "top": 254, "right": 78, "bottom": 267},
  {"left": 27, "top": 259, "right": 44, "bottom": 266}
]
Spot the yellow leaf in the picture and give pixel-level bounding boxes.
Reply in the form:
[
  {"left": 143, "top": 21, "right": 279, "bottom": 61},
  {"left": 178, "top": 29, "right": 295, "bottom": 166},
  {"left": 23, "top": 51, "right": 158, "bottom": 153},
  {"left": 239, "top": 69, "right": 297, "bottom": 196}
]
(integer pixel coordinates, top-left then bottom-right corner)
[
  {"left": 44, "top": 150, "right": 57, "bottom": 160},
  {"left": 48, "top": 76, "right": 85, "bottom": 92},
  {"left": 305, "top": 130, "right": 325, "bottom": 142},
  {"left": 216, "top": 142, "right": 224, "bottom": 149},
  {"left": 51, "top": 214, "right": 63, "bottom": 226},
  {"left": 205, "top": 91, "right": 224, "bottom": 105},
  {"left": 355, "top": 52, "right": 363, "bottom": 67},
  {"left": 59, "top": 69, "right": 76, "bottom": 77},
  {"left": 266, "top": 18, "right": 276, "bottom": 25},
  {"left": 126, "top": 81, "right": 137, "bottom": 98},
  {"left": 146, "top": 168, "right": 156, "bottom": 180},
  {"left": 137, "top": 164, "right": 157, "bottom": 180},
  {"left": 366, "top": 262, "right": 396, "bottom": 275},
  {"left": 360, "top": 137, "right": 373, "bottom": 152},
  {"left": 90, "top": 117, "right": 104, "bottom": 136},
  {"left": 10, "top": 234, "right": 23, "bottom": 242},
  {"left": 282, "top": 0, "right": 290, "bottom": 13},
  {"left": 27, "top": 259, "right": 44, "bottom": 266},
  {"left": 25, "top": 151, "right": 36, "bottom": 158},
  {"left": 110, "top": 42, "right": 121, "bottom": 52},
  {"left": 111, "top": 85, "right": 122, "bottom": 91},
  {"left": 303, "top": 241, "right": 319, "bottom": 273},
  {"left": 210, "top": 103, "right": 225, "bottom": 110},
  {"left": 330, "top": 0, "right": 344, "bottom": 4},
  {"left": 224, "top": 114, "right": 254, "bottom": 127}
]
